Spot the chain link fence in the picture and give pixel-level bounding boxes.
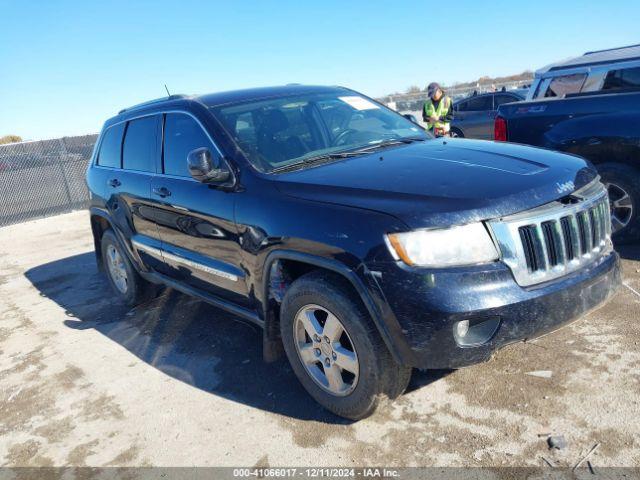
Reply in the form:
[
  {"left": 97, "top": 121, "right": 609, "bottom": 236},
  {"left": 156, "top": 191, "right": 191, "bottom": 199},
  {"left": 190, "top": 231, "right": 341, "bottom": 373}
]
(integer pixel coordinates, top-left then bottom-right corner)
[{"left": 0, "top": 134, "right": 98, "bottom": 227}]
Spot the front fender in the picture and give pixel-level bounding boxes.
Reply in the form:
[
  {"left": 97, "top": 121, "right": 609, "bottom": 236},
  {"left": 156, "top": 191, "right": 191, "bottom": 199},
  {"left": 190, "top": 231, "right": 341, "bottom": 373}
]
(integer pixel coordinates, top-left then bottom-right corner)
[
  {"left": 543, "top": 111, "right": 640, "bottom": 165},
  {"left": 261, "top": 250, "right": 415, "bottom": 365}
]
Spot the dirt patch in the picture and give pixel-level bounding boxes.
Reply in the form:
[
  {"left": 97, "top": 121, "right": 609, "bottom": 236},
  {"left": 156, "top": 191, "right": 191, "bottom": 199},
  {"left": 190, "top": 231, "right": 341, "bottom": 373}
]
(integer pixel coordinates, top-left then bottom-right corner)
[
  {"left": 54, "top": 365, "right": 85, "bottom": 391},
  {"left": 66, "top": 439, "right": 99, "bottom": 466},
  {"left": 4, "top": 440, "right": 53, "bottom": 467},
  {"left": 77, "top": 394, "right": 124, "bottom": 422},
  {"left": 277, "top": 416, "right": 355, "bottom": 449},
  {"left": 106, "top": 445, "right": 141, "bottom": 466},
  {"left": 34, "top": 416, "right": 76, "bottom": 444},
  {"left": 0, "top": 345, "right": 46, "bottom": 380},
  {"left": 0, "top": 327, "right": 11, "bottom": 342},
  {"left": 253, "top": 454, "right": 269, "bottom": 468},
  {"left": 594, "top": 428, "right": 637, "bottom": 458}
]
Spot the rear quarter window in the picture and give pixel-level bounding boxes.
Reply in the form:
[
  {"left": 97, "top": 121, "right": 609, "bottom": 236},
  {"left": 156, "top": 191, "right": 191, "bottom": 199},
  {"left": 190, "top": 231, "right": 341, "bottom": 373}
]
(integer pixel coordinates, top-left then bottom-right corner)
[
  {"left": 96, "top": 123, "right": 125, "bottom": 168},
  {"left": 603, "top": 66, "right": 640, "bottom": 91},
  {"left": 494, "top": 94, "right": 520, "bottom": 108}
]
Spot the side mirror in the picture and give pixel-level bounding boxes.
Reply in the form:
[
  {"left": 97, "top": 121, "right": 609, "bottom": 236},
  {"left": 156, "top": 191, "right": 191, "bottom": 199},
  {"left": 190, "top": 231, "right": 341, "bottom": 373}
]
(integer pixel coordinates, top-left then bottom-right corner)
[
  {"left": 187, "top": 147, "right": 230, "bottom": 183},
  {"left": 403, "top": 113, "right": 419, "bottom": 124}
]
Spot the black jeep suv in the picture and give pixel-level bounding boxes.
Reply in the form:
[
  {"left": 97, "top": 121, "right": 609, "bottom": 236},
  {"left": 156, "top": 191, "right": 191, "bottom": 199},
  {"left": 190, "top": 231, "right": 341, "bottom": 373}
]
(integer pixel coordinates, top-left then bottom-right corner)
[{"left": 87, "top": 85, "right": 620, "bottom": 419}]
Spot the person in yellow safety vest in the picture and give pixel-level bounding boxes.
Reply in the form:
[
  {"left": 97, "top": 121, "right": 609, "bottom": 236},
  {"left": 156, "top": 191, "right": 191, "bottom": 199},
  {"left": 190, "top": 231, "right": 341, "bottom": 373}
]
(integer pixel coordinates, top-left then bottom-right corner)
[{"left": 422, "top": 82, "right": 454, "bottom": 137}]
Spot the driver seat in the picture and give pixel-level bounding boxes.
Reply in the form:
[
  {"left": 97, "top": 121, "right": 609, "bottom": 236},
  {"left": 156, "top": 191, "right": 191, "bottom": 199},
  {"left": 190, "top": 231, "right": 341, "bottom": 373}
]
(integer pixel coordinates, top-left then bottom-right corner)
[{"left": 256, "top": 109, "right": 306, "bottom": 164}]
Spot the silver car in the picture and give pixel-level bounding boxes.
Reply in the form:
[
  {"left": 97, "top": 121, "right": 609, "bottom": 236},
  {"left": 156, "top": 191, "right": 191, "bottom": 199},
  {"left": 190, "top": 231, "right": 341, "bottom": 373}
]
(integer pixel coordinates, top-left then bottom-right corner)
[{"left": 451, "top": 90, "right": 526, "bottom": 140}]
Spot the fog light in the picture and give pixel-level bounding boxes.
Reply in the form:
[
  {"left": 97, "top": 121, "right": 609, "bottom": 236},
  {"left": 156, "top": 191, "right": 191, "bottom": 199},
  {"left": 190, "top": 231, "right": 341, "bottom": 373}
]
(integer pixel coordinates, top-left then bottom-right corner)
[
  {"left": 455, "top": 320, "right": 470, "bottom": 338},
  {"left": 453, "top": 317, "right": 501, "bottom": 347}
]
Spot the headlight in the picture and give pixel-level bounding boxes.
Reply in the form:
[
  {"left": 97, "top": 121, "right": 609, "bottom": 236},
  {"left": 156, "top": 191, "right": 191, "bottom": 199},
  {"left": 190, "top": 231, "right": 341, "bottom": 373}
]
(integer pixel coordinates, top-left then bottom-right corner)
[{"left": 385, "top": 223, "right": 499, "bottom": 267}]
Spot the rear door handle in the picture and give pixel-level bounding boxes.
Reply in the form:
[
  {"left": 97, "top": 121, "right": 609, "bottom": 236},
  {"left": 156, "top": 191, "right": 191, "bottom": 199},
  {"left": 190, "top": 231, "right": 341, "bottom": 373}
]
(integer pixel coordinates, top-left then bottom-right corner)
[
  {"left": 153, "top": 186, "right": 171, "bottom": 198},
  {"left": 108, "top": 178, "right": 121, "bottom": 188}
]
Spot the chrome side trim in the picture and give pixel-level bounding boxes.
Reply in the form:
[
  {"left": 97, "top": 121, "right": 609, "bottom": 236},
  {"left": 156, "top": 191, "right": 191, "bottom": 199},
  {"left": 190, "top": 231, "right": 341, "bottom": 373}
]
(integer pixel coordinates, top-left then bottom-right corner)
[
  {"left": 131, "top": 239, "right": 163, "bottom": 258},
  {"left": 161, "top": 250, "right": 239, "bottom": 282},
  {"left": 131, "top": 239, "right": 238, "bottom": 282}
]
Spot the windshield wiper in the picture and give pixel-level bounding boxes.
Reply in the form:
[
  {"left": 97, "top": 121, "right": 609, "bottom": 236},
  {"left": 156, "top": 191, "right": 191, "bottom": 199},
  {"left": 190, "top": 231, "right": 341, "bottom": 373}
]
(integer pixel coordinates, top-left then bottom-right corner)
[
  {"left": 270, "top": 137, "right": 427, "bottom": 174},
  {"left": 270, "top": 151, "right": 366, "bottom": 174},
  {"left": 352, "top": 136, "right": 427, "bottom": 154}
]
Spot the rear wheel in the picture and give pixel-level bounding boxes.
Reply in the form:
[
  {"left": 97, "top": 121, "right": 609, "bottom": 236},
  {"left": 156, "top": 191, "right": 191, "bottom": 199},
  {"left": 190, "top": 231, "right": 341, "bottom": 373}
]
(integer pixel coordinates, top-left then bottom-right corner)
[
  {"left": 598, "top": 163, "right": 640, "bottom": 244},
  {"left": 280, "top": 271, "right": 411, "bottom": 420},
  {"left": 101, "top": 229, "right": 157, "bottom": 306}
]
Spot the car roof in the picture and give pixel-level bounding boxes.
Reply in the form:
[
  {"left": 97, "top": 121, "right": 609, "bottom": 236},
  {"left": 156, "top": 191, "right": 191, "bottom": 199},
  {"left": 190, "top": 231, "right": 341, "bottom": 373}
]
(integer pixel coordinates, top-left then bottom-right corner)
[
  {"left": 103, "top": 85, "right": 352, "bottom": 129},
  {"left": 197, "top": 84, "right": 349, "bottom": 107},
  {"left": 536, "top": 44, "right": 640, "bottom": 75}
]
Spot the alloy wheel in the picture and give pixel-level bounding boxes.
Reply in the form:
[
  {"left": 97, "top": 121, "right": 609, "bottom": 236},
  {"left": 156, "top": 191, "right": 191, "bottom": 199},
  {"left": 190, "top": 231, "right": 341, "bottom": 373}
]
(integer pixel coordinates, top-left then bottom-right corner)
[
  {"left": 106, "top": 244, "right": 128, "bottom": 294},
  {"left": 293, "top": 304, "right": 359, "bottom": 396},
  {"left": 605, "top": 182, "right": 633, "bottom": 232}
]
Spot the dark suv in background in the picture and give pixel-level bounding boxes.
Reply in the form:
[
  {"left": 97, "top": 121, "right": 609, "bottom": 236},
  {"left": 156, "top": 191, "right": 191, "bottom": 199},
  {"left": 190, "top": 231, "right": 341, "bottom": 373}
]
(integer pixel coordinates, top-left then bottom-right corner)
[
  {"left": 451, "top": 90, "right": 526, "bottom": 139},
  {"left": 87, "top": 85, "right": 620, "bottom": 419},
  {"left": 496, "top": 44, "right": 640, "bottom": 243}
]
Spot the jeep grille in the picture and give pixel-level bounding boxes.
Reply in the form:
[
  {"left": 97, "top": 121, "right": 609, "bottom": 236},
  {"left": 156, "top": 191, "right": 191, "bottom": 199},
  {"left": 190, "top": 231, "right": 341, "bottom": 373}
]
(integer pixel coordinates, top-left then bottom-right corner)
[{"left": 489, "top": 180, "right": 612, "bottom": 287}]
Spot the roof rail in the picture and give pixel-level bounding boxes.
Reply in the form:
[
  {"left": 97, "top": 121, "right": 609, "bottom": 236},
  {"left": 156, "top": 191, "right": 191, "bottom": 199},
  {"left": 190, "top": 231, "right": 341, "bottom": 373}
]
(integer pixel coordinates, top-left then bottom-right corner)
[
  {"left": 584, "top": 43, "right": 640, "bottom": 56},
  {"left": 118, "top": 94, "right": 190, "bottom": 114}
]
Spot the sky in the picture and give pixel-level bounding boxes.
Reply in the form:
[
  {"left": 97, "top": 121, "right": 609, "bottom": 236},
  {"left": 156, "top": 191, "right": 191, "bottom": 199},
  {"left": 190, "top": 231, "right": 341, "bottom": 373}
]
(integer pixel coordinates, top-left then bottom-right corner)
[{"left": 1, "top": 0, "right": 639, "bottom": 140}]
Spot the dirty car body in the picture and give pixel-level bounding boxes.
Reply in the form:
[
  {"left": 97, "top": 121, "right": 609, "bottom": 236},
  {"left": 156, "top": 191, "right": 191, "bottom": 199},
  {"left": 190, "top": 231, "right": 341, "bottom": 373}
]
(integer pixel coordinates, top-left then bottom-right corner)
[{"left": 86, "top": 85, "right": 620, "bottom": 416}]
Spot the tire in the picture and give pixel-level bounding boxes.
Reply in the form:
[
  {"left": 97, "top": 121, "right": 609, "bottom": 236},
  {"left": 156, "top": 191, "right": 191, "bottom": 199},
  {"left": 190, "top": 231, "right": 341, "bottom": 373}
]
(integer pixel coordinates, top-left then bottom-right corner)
[
  {"left": 450, "top": 128, "right": 464, "bottom": 138},
  {"left": 597, "top": 163, "right": 640, "bottom": 244},
  {"left": 101, "top": 229, "right": 157, "bottom": 306},
  {"left": 280, "top": 271, "right": 411, "bottom": 420}
]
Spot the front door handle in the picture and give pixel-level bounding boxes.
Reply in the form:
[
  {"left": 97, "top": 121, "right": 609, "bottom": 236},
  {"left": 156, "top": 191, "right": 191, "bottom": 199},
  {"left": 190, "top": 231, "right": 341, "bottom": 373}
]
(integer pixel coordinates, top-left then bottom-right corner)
[
  {"left": 153, "top": 186, "right": 171, "bottom": 198},
  {"left": 108, "top": 178, "right": 121, "bottom": 188}
]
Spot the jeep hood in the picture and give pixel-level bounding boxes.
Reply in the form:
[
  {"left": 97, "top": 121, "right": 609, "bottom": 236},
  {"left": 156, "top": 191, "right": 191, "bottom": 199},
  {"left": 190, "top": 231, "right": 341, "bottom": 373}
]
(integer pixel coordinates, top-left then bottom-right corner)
[{"left": 273, "top": 138, "right": 597, "bottom": 229}]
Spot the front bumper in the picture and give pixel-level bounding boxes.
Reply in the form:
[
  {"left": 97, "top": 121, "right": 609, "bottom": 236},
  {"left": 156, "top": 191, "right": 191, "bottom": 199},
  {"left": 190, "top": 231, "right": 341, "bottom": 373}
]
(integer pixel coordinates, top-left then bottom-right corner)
[{"left": 366, "top": 251, "right": 621, "bottom": 369}]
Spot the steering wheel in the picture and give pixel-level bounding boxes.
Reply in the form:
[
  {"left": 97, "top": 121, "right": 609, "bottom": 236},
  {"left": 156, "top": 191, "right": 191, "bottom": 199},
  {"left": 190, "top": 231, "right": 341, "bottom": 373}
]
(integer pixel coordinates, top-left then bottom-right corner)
[{"left": 332, "top": 129, "right": 358, "bottom": 147}]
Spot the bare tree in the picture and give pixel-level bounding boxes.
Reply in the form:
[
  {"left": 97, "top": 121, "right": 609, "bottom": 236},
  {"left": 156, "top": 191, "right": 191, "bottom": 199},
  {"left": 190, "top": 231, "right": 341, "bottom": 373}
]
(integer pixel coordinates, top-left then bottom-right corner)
[{"left": 0, "top": 135, "right": 22, "bottom": 145}]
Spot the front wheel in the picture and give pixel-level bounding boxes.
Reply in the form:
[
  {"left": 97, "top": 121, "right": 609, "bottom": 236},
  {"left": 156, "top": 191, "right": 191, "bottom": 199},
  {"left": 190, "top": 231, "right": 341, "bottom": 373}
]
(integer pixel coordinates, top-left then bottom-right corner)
[{"left": 280, "top": 271, "right": 411, "bottom": 420}]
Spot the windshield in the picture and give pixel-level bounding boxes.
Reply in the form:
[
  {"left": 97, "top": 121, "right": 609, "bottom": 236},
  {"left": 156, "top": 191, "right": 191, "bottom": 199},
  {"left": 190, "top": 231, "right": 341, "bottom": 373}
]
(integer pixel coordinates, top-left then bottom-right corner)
[{"left": 210, "top": 90, "right": 429, "bottom": 173}]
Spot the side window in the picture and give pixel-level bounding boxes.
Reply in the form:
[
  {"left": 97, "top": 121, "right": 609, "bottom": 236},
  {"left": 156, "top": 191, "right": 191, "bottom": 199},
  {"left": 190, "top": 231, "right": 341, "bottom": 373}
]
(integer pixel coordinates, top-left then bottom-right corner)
[
  {"left": 455, "top": 101, "right": 468, "bottom": 112},
  {"left": 602, "top": 66, "right": 640, "bottom": 91},
  {"left": 494, "top": 94, "right": 519, "bottom": 108},
  {"left": 97, "top": 123, "right": 125, "bottom": 168},
  {"left": 122, "top": 116, "right": 159, "bottom": 172},
  {"left": 544, "top": 73, "right": 586, "bottom": 98},
  {"left": 464, "top": 96, "right": 493, "bottom": 111},
  {"left": 163, "top": 113, "right": 215, "bottom": 177}
]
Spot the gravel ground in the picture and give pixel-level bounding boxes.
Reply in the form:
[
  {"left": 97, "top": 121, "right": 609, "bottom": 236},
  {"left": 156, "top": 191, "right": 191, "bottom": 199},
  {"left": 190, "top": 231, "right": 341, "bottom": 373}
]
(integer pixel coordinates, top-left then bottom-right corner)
[{"left": 0, "top": 210, "right": 639, "bottom": 468}]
